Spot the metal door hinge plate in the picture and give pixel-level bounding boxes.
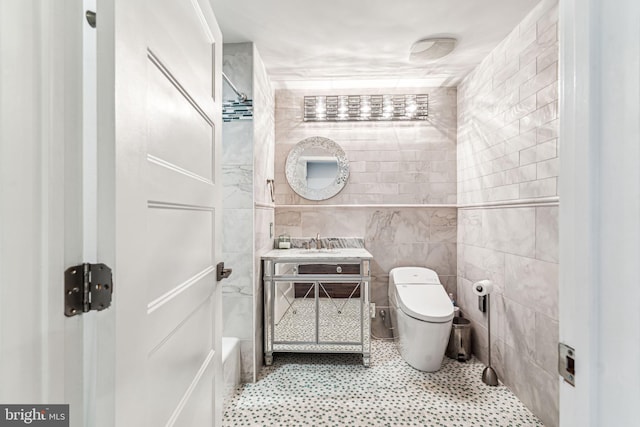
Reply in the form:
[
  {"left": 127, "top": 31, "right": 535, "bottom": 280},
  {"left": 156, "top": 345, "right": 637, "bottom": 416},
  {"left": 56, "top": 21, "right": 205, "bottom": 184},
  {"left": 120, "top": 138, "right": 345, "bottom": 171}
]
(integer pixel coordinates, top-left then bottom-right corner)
[{"left": 65, "top": 263, "right": 113, "bottom": 317}]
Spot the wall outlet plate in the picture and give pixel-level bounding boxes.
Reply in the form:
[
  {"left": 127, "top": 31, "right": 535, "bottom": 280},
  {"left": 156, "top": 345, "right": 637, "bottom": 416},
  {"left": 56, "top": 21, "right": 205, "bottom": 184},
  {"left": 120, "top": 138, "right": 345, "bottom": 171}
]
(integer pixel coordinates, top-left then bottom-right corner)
[{"left": 370, "top": 303, "right": 376, "bottom": 318}]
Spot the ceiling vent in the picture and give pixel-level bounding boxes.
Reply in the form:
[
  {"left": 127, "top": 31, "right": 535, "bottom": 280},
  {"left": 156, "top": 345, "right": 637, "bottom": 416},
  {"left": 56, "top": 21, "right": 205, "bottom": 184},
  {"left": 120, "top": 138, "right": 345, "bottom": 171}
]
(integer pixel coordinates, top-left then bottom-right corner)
[{"left": 410, "top": 37, "right": 457, "bottom": 61}]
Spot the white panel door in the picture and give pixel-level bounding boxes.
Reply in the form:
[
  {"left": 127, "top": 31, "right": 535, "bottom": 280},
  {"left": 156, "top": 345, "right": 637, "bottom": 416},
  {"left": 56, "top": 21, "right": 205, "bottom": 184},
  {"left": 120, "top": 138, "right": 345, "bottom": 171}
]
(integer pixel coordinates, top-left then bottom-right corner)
[{"left": 106, "top": 0, "right": 224, "bottom": 425}]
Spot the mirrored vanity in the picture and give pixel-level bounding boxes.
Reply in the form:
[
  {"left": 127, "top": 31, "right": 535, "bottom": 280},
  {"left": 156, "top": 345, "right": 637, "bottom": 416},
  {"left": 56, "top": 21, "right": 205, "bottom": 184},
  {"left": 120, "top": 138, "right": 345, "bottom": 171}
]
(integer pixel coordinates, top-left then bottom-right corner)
[{"left": 263, "top": 248, "right": 373, "bottom": 367}]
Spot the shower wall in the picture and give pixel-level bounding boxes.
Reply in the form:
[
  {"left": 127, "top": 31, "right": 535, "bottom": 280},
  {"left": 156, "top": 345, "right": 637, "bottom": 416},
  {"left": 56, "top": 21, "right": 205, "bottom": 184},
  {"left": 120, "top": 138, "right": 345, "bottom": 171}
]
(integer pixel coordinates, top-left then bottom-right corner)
[
  {"left": 456, "top": 1, "right": 559, "bottom": 426},
  {"left": 251, "top": 46, "right": 275, "bottom": 381},
  {"left": 222, "top": 42, "right": 274, "bottom": 383}
]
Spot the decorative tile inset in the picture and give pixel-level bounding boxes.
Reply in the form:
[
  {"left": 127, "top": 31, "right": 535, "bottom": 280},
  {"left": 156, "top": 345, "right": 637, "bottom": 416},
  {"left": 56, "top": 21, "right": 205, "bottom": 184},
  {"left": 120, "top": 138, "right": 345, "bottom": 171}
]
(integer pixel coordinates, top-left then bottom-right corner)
[{"left": 223, "top": 99, "right": 254, "bottom": 122}]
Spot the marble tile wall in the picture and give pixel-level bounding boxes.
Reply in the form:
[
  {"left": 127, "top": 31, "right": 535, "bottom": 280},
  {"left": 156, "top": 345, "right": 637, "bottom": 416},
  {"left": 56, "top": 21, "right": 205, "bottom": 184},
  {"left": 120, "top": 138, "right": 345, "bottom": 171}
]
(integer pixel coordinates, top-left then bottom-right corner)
[
  {"left": 457, "top": 0, "right": 559, "bottom": 205},
  {"left": 253, "top": 46, "right": 275, "bottom": 208},
  {"left": 253, "top": 206, "right": 273, "bottom": 380},
  {"left": 457, "top": 206, "right": 558, "bottom": 426},
  {"left": 275, "top": 207, "right": 457, "bottom": 338},
  {"left": 456, "top": 2, "right": 559, "bottom": 426},
  {"left": 222, "top": 43, "right": 275, "bottom": 383},
  {"left": 274, "top": 87, "right": 457, "bottom": 205},
  {"left": 252, "top": 45, "right": 275, "bottom": 382},
  {"left": 222, "top": 43, "right": 255, "bottom": 383}
]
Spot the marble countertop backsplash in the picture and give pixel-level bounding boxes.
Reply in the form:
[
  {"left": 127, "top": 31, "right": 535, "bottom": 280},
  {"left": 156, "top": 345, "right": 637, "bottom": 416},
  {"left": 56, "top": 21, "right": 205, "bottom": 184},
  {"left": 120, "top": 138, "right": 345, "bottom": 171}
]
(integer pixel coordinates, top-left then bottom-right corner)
[{"left": 275, "top": 237, "right": 365, "bottom": 249}]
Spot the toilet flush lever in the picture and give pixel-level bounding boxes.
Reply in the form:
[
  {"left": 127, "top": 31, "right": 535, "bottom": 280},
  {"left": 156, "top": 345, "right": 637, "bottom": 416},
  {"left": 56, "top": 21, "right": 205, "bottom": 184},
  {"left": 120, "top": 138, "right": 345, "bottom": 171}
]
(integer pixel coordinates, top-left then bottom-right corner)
[{"left": 216, "top": 262, "right": 232, "bottom": 281}]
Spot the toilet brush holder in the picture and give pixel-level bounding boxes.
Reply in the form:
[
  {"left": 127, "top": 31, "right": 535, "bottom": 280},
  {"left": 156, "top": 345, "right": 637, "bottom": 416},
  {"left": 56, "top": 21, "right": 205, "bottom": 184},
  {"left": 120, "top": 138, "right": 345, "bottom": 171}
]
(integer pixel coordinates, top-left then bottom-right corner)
[
  {"left": 482, "top": 365, "right": 499, "bottom": 386},
  {"left": 473, "top": 288, "right": 499, "bottom": 387}
]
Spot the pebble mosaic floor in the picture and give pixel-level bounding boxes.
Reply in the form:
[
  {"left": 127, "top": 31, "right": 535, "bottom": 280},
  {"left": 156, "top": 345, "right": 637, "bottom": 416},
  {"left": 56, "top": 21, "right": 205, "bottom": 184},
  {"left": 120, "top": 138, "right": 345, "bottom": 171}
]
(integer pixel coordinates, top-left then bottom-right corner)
[{"left": 223, "top": 340, "right": 544, "bottom": 427}]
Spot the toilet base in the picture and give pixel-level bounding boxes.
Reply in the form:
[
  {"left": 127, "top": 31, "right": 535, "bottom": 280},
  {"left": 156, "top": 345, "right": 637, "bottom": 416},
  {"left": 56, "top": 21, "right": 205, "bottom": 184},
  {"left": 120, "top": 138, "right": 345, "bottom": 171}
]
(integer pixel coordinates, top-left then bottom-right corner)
[{"left": 391, "top": 305, "right": 453, "bottom": 372}]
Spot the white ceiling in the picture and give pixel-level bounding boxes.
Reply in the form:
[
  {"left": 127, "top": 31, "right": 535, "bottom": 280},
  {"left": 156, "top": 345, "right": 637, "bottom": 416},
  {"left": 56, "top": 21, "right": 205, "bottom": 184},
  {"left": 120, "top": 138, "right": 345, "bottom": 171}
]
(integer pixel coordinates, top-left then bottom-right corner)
[{"left": 210, "top": 0, "right": 540, "bottom": 87}]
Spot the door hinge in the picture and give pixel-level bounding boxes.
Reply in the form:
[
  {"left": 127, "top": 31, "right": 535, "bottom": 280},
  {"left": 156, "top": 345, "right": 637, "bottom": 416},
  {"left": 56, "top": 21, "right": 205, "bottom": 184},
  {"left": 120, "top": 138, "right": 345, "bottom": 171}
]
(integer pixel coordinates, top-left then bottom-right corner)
[
  {"left": 65, "top": 263, "right": 113, "bottom": 317},
  {"left": 216, "top": 262, "right": 232, "bottom": 281}
]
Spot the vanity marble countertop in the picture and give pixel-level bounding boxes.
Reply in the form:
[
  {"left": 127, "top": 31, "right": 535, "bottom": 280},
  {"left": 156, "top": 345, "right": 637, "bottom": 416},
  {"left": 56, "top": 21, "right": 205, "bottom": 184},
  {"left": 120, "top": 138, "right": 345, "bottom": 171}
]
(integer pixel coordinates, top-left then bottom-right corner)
[{"left": 262, "top": 247, "right": 373, "bottom": 260}]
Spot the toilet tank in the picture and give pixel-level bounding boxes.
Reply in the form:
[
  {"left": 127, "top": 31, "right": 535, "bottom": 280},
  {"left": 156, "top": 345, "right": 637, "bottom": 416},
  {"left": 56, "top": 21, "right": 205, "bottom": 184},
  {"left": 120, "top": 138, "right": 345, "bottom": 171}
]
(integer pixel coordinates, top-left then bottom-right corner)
[{"left": 390, "top": 267, "right": 441, "bottom": 285}]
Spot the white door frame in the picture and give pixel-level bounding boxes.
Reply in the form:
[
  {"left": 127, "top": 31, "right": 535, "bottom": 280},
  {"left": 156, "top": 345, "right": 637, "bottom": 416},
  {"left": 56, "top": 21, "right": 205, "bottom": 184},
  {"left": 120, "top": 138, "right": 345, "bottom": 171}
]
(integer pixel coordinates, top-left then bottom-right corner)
[
  {"left": 559, "top": 0, "right": 640, "bottom": 425},
  {"left": 92, "top": 0, "right": 117, "bottom": 425},
  {"left": 0, "top": 0, "right": 85, "bottom": 423}
]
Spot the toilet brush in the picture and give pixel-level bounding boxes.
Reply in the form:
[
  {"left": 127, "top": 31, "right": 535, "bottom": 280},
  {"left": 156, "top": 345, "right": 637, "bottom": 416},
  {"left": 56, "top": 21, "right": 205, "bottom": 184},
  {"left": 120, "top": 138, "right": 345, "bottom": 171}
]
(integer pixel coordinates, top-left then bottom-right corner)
[
  {"left": 473, "top": 280, "right": 499, "bottom": 386},
  {"left": 481, "top": 294, "right": 499, "bottom": 386}
]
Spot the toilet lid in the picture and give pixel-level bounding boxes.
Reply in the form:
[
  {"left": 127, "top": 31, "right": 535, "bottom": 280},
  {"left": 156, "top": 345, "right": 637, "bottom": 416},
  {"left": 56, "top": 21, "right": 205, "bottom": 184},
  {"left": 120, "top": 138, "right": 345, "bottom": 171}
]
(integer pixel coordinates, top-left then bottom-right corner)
[{"left": 395, "top": 284, "right": 454, "bottom": 323}]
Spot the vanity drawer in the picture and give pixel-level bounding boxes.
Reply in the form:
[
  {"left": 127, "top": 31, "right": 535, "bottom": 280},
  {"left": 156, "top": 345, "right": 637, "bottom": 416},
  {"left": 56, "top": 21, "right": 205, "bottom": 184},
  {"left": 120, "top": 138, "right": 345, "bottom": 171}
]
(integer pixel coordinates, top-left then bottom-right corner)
[
  {"left": 297, "top": 263, "right": 360, "bottom": 275},
  {"left": 294, "top": 264, "right": 362, "bottom": 298}
]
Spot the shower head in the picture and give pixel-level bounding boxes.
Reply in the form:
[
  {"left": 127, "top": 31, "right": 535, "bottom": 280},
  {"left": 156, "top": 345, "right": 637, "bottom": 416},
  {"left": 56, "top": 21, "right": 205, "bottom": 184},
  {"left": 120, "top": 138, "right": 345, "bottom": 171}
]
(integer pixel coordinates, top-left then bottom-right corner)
[{"left": 222, "top": 72, "right": 248, "bottom": 102}]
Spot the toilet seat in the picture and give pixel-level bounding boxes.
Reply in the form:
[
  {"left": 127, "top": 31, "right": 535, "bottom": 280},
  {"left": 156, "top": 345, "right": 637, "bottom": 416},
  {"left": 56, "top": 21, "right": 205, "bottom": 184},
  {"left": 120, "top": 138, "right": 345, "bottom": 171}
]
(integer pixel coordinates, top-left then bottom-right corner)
[
  {"left": 390, "top": 266, "right": 440, "bottom": 284},
  {"left": 395, "top": 284, "right": 454, "bottom": 323}
]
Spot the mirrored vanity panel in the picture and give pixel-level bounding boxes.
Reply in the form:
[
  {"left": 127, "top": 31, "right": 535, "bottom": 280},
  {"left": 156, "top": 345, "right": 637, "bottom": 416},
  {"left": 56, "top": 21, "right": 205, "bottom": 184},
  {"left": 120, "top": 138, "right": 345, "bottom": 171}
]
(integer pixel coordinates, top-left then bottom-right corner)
[{"left": 263, "top": 248, "right": 372, "bottom": 367}]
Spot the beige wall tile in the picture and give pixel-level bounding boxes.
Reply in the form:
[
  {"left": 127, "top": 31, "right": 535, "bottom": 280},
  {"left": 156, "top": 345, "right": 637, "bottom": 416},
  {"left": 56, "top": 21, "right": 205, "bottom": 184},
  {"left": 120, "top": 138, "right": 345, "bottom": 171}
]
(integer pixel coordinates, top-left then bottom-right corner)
[
  {"left": 519, "top": 176, "right": 557, "bottom": 198},
  {"left": 459, "top": 244, "right": 506, "bottom": 289},
  {"left": 519, "top": 100, "right": 558, "bottom": 134},
  {"left": 505, "top": 164, "right": 537, "bottom": 185},
  {"left": 275, "top": 87, "right": 457, "bottom": 205},
  {"left": 483, "top": 208, "right": 536, "bottom": 257},
  {"left": 536, "top": 138, "right": 557, "bottom": 162},
  {"left": 275, "top": 207, "right": 457, "bottom": 309},
  {"left": 504, "top": 253, "right": 559, "bottom": 319},
  {"left": 458, "top": 210, "right": 483, "bottom": 246},
  {"left": 537, "top": 157, "right": 559, "bottom": 179},
  {"left": 535, "top": 206, "right": 559, "bottom": 262},
  {"left": 503, "top": 343, "right": 559, "bottom": 427},
  {"left": 536, "top": 80, "right": 558, "bottom": 108},
  {"left": 536, "top": 118, "right": 559, "bottom": 142},
  {"left": 456, "top": 2, "right": 559, "bottom": 423},
  {"left": 487, "top": 184, "right": 520, "bottom": 201},
  {"left": 502, "top": 298, "right": 536, "bottom": 360},
  {"left": 520, "top": 62, "right": 558, "bottom": 101}
]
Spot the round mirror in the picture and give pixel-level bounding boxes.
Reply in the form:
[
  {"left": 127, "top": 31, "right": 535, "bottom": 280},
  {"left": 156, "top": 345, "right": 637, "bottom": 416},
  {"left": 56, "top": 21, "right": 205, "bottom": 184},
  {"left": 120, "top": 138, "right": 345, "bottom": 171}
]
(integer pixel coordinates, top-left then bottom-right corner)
[{"left": 285, "top": 136, "right": 349, "bottom": 201}]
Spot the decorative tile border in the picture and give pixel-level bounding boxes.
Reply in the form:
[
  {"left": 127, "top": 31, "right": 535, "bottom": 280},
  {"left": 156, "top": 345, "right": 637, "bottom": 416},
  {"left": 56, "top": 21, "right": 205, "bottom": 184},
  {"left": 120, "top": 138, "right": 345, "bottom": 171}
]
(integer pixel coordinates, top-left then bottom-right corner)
[{"left": 223, "top": 99, "right": 253, "bottom": 122}]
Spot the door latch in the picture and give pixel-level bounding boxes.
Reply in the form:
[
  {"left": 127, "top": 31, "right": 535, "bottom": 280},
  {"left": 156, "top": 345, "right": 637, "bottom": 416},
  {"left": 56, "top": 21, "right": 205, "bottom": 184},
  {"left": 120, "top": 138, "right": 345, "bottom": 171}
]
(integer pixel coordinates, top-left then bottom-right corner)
[
  {"left": 558, "top": 343, "right": 575, "bottom": 386},
  {"left": 216, "top": 262, "right": 232, "bottom": 281},
  {"left": 65, "top": 263, "right": 113, "bottom": 317}
]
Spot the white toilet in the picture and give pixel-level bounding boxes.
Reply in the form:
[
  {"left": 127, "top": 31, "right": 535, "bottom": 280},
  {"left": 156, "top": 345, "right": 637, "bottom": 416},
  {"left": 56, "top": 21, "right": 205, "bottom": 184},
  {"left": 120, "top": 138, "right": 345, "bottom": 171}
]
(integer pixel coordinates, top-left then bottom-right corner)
[{"left": 388, "top": 267, "right": 455, "bottom": 372}]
